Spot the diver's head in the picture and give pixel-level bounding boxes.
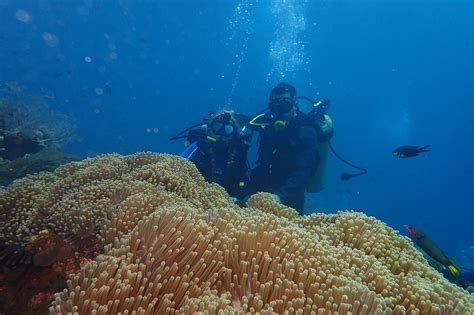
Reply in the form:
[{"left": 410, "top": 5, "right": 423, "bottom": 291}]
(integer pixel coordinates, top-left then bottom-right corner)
[
  {"left": 269, "top": 82, "right": 297, "bottom": 118},
  {"left": 207, "top": 110, "right": 237, "bottom": 142}
]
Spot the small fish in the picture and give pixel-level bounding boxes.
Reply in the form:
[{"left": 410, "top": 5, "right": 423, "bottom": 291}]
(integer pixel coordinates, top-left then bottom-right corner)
[
  {"left": 393, "top": 145, "right": 430, "bottom": 158},
  {"left": 104, "top": 84, "right": 112, "bottom": 94},
  {"left": 404, "top": 225, "right": 460, "bottom": 276}
]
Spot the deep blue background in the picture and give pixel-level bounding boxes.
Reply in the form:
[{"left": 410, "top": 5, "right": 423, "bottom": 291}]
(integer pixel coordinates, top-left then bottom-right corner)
[{"left": 0, "top": 0, "right": 472, "bottom": 262}]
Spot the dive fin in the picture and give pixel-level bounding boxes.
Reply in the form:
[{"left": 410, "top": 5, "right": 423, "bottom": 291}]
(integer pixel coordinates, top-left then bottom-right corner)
[
  {"left": 418, "top": 145, "right": 431, "bottom": 152},
  {"left": 180, "top": 141, "right": 199, "bottom": 160}
]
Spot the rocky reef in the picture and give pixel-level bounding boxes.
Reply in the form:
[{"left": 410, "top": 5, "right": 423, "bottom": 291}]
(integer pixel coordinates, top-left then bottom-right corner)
[
  {"left": 0, "top": 82, "right": 79, "bottom": 187},
  {"left": 0, "top": 152, "right": 472, "bottom": 314},
  {"left": 0, "top": 82, "right": 77, "bottom": 150},
  {"left": 0, "top": 148, "right": 79, "bottom": 186}
]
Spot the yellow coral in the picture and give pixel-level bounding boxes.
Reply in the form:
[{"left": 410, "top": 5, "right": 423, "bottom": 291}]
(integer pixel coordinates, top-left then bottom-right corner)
[{"left": 0, "top": 152, "right": 472, "bottom": 314}]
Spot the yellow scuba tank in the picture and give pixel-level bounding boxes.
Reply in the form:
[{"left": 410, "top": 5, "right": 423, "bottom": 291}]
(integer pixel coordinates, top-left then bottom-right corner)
[{"left": 307, "top": 114, "right": 333, "bottom": 192}]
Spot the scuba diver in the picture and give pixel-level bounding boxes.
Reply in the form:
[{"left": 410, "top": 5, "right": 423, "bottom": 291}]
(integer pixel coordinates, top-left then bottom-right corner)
[
  {"left": 245, "top": 82, "right": 330, "bottom": 213},
  {"left": 245, "top": 82, "right": 367, "bottom": 214},
  {"left": 170, "top": 110, "right": 252, "bottom": 199}
]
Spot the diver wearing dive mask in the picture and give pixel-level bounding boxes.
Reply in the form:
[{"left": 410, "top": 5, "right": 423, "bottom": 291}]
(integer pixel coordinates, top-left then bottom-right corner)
[
  {"left": 246, "top": 82, "right": 320, "bottom": 214},
  {"left": 171, "top": 110, "right": 252, "bottom": 199},
  {"left": 269, "top": 96, "right": 296, "bottom": 117},
  {"left": 208, "top": 112, "right": 236, "bottom": 138}
]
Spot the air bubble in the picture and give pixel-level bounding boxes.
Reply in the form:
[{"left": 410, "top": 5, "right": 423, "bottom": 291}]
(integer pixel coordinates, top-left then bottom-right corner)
[
  {"left": 42, "top": 32, "right": 59, "bottom": 47},
  {"left": 15, "top": 9, "right": 31, "bottom": 23}
]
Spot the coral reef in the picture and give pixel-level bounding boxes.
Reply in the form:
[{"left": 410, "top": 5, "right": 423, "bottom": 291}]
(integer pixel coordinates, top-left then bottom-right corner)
[
  {"left": 0, "top": 147, "right": 79, "bottom": 186},
  {"left": 0, "top": 130, "right": 42, "bottom": 161},
  {"left": 0, "top": 82, "right": 79, "bottom": 188},
  {"left": 0, "top": 152, "right": 472, "bottom": 314},
  {"left": 0, "top": 81, "right": 78, "bottom": 149}
]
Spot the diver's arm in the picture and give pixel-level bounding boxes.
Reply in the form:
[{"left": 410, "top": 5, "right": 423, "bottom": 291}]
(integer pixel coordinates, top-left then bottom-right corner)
[{"left": 277, "top": 126, "right": 319, "bottom": 203}]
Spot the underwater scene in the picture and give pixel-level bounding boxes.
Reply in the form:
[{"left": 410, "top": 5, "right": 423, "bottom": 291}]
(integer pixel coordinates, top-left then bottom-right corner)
[{"left": 0, "top": 0, "right": 473, "bottom": 314}]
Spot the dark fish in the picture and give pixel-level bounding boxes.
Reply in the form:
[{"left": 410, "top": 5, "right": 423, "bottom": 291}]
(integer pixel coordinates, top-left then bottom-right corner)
[
  {"left": 104, "top": 84, "right": 112, "bottom": 94},
  {"left": 404, "top": 225, "right": 460, "bottom": 276},
  {"left": 393, "top": 145, "right": 430, "bottom": 158}
]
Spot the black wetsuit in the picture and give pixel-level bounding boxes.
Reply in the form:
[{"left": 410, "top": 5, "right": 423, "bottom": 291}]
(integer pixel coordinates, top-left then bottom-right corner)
[
  {"left": 248, "top": 114, "right": 320, "bottom": 213},
  {"left": 188, "top": 139, "right": 250, "bottom": 198}
]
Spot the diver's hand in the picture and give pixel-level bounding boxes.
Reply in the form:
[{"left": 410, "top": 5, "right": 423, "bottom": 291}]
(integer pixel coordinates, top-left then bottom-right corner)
[{"left": 271, "top": 194, "right": 281, "bottom": 203}]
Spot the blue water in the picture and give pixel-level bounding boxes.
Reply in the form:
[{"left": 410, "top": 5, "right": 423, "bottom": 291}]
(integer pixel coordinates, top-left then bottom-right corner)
[{"left": 1, "top": 1, "right": 472, "bottom": 263}]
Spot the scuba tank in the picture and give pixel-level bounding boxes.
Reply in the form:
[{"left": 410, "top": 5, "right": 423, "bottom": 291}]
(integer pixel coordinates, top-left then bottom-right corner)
[
  {"left": 292, "top": 97, "right": 367, "bottom": 191},
  {"left": 307, "top": 113, "right": 333, "bottom": 192},
  {"left": 294, "top": 98, "right": 333, "bottom": 192}
]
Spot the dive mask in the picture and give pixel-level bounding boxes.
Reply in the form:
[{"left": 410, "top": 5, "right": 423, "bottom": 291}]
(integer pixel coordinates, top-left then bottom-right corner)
[
  {"left": 209, "top": 112, "right": 235, "bottom": 137},
  {"left": 211, "top": 121, "right": 235, "bottom": 136},
  {"left": 269, "top": 97, "right": 295, "bottom": 115}
]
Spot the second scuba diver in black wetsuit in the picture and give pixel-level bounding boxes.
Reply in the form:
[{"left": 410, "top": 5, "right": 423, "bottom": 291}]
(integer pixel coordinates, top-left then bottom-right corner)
[
  {"left": 173, "top": 110, "right": 252, "bottom": 199},
  {"left": 246, "top": 83, "right": 324, "bottom": 214}
]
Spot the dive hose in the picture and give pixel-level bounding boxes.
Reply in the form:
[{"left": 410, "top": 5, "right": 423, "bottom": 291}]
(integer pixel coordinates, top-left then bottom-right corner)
[
  {"left": 328, "top": 140, "right": 367, "bottom": 181},
  {"left": 169, "top": 122, "right": 206, "bottom": 141},
  {"left": 296, "top": 95, "right": 368, "bottom": 181}
]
